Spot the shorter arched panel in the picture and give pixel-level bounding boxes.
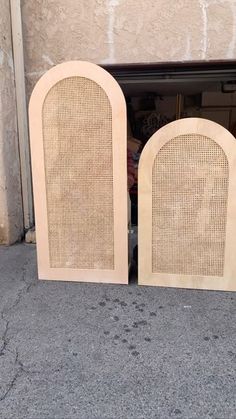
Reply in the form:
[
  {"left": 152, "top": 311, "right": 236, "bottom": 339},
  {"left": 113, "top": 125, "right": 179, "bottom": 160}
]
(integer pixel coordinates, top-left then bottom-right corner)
[
  {"left": 139, "top": 118, "right": 236, "bottom": 291},
  {"left": 29, "top": 61, "right": 128, "bottom": 283}
]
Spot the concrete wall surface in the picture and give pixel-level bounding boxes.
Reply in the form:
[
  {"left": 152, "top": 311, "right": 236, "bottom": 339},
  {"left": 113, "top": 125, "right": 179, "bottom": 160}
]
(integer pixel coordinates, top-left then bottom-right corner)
[
  {"left": 0, "top": 0, "right": 23, "bottom": 244},
  {"left": 22, "top": 0, "right": 236, "bottom": 96}
]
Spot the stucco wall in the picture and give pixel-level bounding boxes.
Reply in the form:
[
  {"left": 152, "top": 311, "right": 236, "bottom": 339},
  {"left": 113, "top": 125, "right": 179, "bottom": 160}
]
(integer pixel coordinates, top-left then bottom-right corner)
[
  {"left": 1, "top": 0, "right": 235, "bottom": 244},
  {"left": 0, "top": 0, "right": 23, "bottom": 244},
  {"left": 22, "top": 0, "right": 236, "bottom": 96}
]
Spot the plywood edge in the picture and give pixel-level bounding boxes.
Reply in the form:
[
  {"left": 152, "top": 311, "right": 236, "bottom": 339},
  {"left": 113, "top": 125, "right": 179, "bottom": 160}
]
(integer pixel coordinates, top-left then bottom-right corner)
[{"left": 139, "top": 274, "right": 236, "bottom": 291}]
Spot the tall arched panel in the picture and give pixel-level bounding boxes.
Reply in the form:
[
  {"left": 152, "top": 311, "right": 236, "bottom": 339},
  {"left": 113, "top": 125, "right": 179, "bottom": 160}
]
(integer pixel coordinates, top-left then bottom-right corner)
[
  {"left": 29, "top": 61, "right": 128, "bottom": 283},
  {"left": 139, "top": 118, "right": 236, "bottom": 291}
]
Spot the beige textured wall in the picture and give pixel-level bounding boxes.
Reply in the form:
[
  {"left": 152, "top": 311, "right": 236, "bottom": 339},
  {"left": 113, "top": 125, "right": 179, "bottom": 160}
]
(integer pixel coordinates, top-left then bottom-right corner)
[
  {"left": 0, "top": 0, "right": 23, "bottom": 244},
  {"left": 22, "top": 0, "right": 236, "bottom": 96},
  {"left": 1, "top": 0, "right": 235, "bottom": 245}
]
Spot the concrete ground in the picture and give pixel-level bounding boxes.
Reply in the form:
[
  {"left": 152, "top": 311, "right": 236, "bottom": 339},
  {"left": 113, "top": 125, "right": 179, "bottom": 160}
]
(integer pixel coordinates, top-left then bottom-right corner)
[{"left": 0, "top": 244, "right": 235, "bottom": 419}]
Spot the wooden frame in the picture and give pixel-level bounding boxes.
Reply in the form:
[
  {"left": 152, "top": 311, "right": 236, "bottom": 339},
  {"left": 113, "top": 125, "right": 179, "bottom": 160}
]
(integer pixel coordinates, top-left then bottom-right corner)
[
  {"left": 10, "top": 0, "right": 33, "bottom": 229},
  {"left": 29, "top": 61, "right": 128, "bottom": 284},
  {"left": 139, "top": 117, "right": 236, "bottom": 291}
]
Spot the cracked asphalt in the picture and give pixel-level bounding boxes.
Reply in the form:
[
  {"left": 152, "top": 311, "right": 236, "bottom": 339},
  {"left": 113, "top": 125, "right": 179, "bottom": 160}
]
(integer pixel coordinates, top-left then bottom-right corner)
[{"left": 0, "top": 243, "right": 236, "bottom": 418}]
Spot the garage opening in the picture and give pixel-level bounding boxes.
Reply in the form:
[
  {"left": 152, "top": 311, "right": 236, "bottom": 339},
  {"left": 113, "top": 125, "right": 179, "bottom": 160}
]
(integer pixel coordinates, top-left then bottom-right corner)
[{"left": 104, "top": 61, "right": 236, "bottom": 281}]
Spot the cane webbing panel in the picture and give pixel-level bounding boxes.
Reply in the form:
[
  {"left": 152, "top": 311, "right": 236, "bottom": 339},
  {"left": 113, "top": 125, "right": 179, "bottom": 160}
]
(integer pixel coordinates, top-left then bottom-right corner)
[
  {"left": 42, "top": 76, "right": 114, "bottom": 269},
  {"left": 152, "top": 134, "right": 229, "bottom": 276}
]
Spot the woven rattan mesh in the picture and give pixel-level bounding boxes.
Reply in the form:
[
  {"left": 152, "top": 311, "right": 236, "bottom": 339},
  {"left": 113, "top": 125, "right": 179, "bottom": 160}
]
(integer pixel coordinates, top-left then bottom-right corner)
[
  {"left": 152, "top": 134, "right": 229, "bottom": 276},
  {"left": 42, "top": 76, "right": 114, "bottom": 269}
]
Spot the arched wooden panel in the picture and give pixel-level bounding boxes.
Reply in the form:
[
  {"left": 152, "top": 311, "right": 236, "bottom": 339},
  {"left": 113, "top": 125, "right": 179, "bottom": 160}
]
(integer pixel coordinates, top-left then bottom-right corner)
[
  {"left": 29, "top": 61, "right": 128, "bottom": 283},
  {"left": 139, "top": 118, "right": 236, "bottom": 291}
]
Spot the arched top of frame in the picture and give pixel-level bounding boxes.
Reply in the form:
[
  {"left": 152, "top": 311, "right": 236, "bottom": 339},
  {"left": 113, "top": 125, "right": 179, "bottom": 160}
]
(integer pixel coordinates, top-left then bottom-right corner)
[
  {"left": 29, "top": 61, "right": 126, "bottom": 114},
  {"left": 139, "top": 118, "right": 236, "bottom": 172}
]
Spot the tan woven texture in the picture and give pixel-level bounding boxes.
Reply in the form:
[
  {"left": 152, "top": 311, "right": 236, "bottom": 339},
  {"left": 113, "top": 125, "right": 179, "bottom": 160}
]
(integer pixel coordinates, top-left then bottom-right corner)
[
  {"left": 42, "top": 76, "right": 114, "bottom": 269},
  {"left": 152, "top": 134, "right": 229, "bottom": 276}
]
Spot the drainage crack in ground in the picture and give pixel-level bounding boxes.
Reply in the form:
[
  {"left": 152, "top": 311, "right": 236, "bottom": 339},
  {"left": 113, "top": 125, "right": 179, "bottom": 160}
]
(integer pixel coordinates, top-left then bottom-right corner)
[
  {"left": 0, "top": 257, "right": 36, "bottom": 358},
  {"left": 0, "top": 347, "right": 38, "bottom": 402},
  {"left": 8, "top": 259, "right": 35, "bottom": 314},
  {"left": 0, "top": 314, "right": 9, "bottom": 356},
  {"left": 0, "top": 350, "right": 22, "bottom": 401}
]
